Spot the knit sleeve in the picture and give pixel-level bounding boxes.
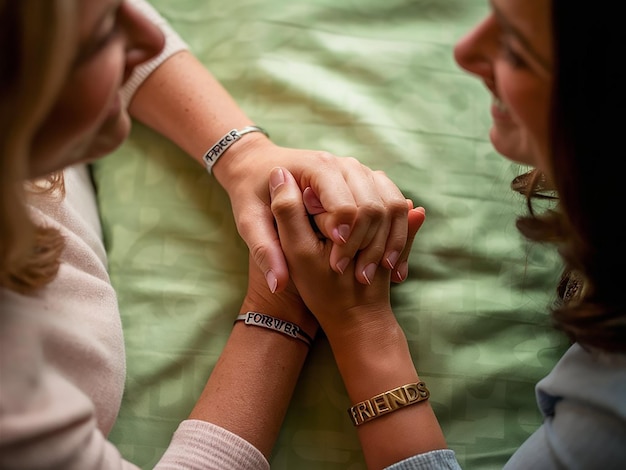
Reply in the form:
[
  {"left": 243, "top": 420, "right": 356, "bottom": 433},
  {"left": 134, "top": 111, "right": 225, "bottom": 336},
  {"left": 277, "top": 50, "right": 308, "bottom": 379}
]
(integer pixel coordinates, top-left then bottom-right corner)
[
  {"left": 0, "top": 292, "right": 141, "bottom": 470},
  {"left": 121, "top": 0, "right": 189, "bottom": 105},
  {"left": 156, "top": 420, "right": 270, "bottom": 470}
]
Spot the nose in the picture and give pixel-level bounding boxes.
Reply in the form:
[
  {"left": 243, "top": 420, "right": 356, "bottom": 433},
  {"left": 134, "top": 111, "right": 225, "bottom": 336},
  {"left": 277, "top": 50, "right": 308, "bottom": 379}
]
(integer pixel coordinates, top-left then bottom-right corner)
[
  {"left": 119, "top": 1, "right": 165, "bottom": 82},
  {"left": 453, "top": 15, "right": 496, "bottom": 82}
]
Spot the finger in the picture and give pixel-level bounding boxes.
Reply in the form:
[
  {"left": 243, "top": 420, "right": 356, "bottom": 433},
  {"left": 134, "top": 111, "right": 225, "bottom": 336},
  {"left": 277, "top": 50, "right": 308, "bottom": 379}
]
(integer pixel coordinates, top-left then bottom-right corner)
[
  {"left": 302, "top": 154, "right": 359, "bottom": 245},
  {"left": 303, "top": 187, "right": 325, "bottom": 215},
  {"left": 269, "top": 167, "right": 324, "bottom": 262},
  {"left": 351, "top": 170, "right": 410, "bottom": 284},
  {"left": 391, "top": 204, "right": 426, "bottom": 283},
  {"left": 312, "top": 159, "right": 384, "bottom": 273},
  {"left": 316, "top": 168, "right": 408, "bottom": 283},
  {"left": 238, "top": 204, "right": 290, "bottom": 294}
]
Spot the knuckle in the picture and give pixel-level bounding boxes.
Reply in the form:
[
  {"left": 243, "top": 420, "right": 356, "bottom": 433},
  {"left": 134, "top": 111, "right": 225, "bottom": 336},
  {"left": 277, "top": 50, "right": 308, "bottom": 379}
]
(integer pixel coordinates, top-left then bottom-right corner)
[
  {"left": 236, "top": 217, "right": 257, "bottom": 237},
  {"left": 365, "top": 241, "right": 387, "bottom": 257},
  {"left": 271, "top": 197, "right": 302, "bottom": 218},
  {"left": 389, "top": 198, "right": 409, "bottom": 217},
  {"left": 311, "top": 150, "right": 336, "bottom": 166},
  {"left": 343, "top": 156, "right": 361, "bottom": 168},
  {"left": 373, "top": 168, "right": 389, "bottom": 178},
  {"left": 333, "top": 201, "right": 358, "bottom": 220},
  {"left": 249, "top": 240, "right": 270, "bottom": 268},
  {"left": 359, "top": 200, "right": 386, "bottom": 219}
]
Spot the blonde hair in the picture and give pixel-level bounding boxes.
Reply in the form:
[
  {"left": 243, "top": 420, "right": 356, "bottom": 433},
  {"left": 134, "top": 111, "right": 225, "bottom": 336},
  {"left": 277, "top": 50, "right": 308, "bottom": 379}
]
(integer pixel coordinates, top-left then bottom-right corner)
[{"left": 0, "top": 0, "right": 78, "bottom": 293}]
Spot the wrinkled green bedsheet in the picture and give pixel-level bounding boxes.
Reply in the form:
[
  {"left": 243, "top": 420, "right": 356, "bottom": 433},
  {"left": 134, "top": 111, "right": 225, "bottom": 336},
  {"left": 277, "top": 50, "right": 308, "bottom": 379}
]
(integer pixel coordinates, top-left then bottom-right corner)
[{"left": 92, "top": 1, "right": 568, "bottom": 468}]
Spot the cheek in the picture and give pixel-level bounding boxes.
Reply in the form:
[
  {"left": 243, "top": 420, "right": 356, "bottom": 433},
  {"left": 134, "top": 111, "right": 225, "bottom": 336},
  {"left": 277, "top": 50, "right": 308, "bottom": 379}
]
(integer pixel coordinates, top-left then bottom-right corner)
[
  {"left": 500, "top": 72, "right": 551, "bottom": 167},
  {"left": 30, "top": 50, "right": 124, "bottom": 175},
  {"left": 51, "top": 55, "right": 121, "bottom": 141}
]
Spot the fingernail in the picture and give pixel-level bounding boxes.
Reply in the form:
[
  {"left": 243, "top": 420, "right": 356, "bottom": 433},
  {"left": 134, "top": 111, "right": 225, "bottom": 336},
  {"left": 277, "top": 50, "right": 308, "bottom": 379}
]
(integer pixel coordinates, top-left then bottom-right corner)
[
  {"left": 395, "top": 261, "right": 408, "bottom": 282},
  {"left": 265, "top": 270, "right": 278, "bottom": 293},
  {"left": 269, "top": 168, "right": 285, "bottom": 193},
  {"left": 303, "top": 187, "right": 324, "bottom": 213},
  {"left": 385, "top": 251, "right": 400, "bottom": 269},
  {"left": 362, "top": 263, "right": 377, "bottom": 285},
  {"left": 333, "top": 224, "right": 351, "bottom": 244},
  {"left": 336, "top": 257, "right": 350, "bottom": 274}
]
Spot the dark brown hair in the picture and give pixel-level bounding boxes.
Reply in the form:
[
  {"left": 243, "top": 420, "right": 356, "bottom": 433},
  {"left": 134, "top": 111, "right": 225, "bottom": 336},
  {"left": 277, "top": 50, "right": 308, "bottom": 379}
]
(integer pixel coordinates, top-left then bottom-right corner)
[{"left": 514, "top": 1, "right": 625, "bottom": 352}]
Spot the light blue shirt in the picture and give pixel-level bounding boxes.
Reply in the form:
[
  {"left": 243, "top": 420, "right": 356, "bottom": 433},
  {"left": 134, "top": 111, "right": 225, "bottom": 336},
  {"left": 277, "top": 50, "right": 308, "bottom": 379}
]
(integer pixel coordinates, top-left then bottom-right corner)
[{"left": 386, "top": 343, "right": 626, "bottom": 469}]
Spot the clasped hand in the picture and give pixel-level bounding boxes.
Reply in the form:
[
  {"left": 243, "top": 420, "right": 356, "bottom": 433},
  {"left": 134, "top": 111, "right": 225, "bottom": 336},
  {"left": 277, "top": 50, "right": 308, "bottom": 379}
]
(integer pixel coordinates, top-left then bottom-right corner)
[
  {"left": 265, "top": 166, "right": 425, "bottom": 335},
  {"left": 216, "top": 140, "right": 422, "bottom": 293}
]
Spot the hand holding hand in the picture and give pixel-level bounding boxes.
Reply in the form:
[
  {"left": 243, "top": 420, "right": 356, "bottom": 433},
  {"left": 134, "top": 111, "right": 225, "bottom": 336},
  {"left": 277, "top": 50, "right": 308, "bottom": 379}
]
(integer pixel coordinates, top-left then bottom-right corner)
[
  {"left": 214, "top": 139, "right": 414, "bottom": 294},
  {"left": 240, "top": 251, "right": 319, "bottom": 343},
  {"left": 267, "top": 166, "right": 425, "bottom": 341}
]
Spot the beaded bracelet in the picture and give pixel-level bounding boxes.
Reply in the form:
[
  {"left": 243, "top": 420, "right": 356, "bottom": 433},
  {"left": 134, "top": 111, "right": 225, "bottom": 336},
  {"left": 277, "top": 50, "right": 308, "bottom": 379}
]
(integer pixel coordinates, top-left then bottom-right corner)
[
  {"left": 201, "top": 126, "right": 269, "bottom": 174},
  {"left": 348, "top": 381, "right": 430, "bottom": 426},
  {"left": 234, "top": 311, "right": 314, "bottom": 347}
]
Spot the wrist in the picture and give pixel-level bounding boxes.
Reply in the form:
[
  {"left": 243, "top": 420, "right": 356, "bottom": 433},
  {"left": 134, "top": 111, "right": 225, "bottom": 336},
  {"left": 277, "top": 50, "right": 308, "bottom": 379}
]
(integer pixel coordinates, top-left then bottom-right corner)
[
  {"left": 240, "top": 293, "right": 319, "bottom": 342},
  {"left": 327, "top": 316, "right": 418, "bottom": 403},
  {"left": 211, "top": 132, "right": 274, "bottom": 190},
  {"left": 202, "top": 126, "right": 270, "bottom": 174},
  {"left": 321, "top": 305, "right": 399, "bottom": 351}
]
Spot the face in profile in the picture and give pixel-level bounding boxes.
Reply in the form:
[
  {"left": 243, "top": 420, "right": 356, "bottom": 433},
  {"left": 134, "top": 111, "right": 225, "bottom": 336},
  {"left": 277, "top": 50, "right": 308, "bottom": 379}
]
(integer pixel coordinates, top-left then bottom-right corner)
[
  {"left": 453, "top": 0, "right": 553, "bottom": 178},
  {"left": 28, "top": 0, "right": 164, "bottom": 178}
]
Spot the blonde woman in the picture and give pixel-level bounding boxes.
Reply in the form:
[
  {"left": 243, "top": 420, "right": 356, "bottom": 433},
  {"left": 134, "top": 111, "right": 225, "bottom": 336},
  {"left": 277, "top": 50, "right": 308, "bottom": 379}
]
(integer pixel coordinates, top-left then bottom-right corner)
[{"left": 0, "top": 0, "right": 419, "bottom": 468}]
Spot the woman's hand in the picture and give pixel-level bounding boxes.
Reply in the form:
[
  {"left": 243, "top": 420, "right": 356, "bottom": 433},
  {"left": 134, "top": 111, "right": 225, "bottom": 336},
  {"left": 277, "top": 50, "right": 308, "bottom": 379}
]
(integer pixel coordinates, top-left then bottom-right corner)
[
  {"left": 240, "top": 252, "right": 319, "bottom": 343},
  {"left": 266, "top": 166, "right": 425, "bottom": 340},
  {"left": 128, "top": 49, "right": 411, "bottom": 295},
  {"left": 215, "top": 138, "right": 413, "bottom": 294}
]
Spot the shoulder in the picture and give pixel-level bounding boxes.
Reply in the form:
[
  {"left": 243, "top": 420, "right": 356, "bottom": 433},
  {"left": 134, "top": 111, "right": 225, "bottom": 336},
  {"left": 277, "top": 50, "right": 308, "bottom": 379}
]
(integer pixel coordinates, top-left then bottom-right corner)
[
  {"left": 536, "top": 343, "right": 626, "bottom": 420},
  {"left": 508, "top": 343, "right": 626, "bottom": 469}
]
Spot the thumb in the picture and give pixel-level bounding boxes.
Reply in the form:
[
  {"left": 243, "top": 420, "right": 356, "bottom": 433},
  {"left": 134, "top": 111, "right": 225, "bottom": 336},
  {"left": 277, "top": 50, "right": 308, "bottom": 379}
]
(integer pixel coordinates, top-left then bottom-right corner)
[{"left": 269, "top": 167, "right": 321, "bottom": 253}]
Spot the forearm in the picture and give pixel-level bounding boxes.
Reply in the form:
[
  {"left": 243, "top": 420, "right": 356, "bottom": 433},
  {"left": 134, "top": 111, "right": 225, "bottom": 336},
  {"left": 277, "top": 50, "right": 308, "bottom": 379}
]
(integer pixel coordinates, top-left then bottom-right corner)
[
  {"left": 328, "top": 314, "right": 447, "bottom": 470},
  {"left": 127, "top": 50, "right": 266, "bottom": 175},
  {"left": 188, "top": 256, "right": 317, "bottom": 460},
  {"left": 188, "top": 321, "right": 308, "bottom": 459}
]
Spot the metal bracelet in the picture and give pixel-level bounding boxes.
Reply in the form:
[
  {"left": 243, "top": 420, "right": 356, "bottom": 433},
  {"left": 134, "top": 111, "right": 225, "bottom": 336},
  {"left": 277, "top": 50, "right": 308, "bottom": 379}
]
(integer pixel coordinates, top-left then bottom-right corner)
[
  {"left": 234, "top": 311, "right": 313, "bottom": 347},
  {"left": 348, "top": 381, "right": 430, "bottom": 426},
  {"left": 202, "top": 126, "right": 269, "bottom": 174}
]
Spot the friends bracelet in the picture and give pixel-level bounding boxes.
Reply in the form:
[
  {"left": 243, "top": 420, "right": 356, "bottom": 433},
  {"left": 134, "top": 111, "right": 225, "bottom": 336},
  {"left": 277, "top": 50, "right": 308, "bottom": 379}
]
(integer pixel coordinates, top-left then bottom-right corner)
[
  {"left": 348, "top": 381, "right": 430, "bottom": 426},
  {"left": 202, "top": 126, "right": 269, "bottom": 174}
]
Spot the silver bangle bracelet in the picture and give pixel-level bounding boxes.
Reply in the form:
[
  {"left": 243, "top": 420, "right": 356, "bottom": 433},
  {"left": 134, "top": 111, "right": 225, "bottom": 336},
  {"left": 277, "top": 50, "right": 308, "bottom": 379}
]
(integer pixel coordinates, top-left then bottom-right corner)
[
  {"left": 234, "top": 311, "right": 313, "bottom": 347},
  {"left": 201, "top": 126, "right": 269, "bottom": 174}
]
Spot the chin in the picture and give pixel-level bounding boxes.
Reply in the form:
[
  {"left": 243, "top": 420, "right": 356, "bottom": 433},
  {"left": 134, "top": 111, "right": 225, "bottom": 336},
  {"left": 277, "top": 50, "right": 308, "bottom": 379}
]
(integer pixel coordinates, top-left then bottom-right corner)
[
  {"left": 28, "top": 112, "right": 132, "bottom": 178},
  {"left": 85, "top": 112, "right": 132, "bottom": 162},
  {"left": 489, "top": 127, "right": 531, "bottom": 165},
  {"left": 60, "top": 117, "right": 131, "bottom": 171}
]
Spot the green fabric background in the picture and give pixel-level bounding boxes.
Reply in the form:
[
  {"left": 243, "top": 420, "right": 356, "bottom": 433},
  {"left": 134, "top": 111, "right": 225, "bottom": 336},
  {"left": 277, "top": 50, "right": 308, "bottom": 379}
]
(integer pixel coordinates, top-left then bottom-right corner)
[{"left": 92, "top": 0, "right": 569, "bottom": 468}]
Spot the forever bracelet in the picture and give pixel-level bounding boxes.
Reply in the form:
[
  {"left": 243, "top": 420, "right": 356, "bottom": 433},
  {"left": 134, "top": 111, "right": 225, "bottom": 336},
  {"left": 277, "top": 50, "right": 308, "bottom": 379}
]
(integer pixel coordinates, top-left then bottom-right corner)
[
  {"left": 348, "top": 381, "right": 430, "bottom": 426},
  {"left": 201, "top": 126, "right": 269, "bottom": 174},
  {"left": 234, "top": 311, "right": 314, "bottom": 347}
]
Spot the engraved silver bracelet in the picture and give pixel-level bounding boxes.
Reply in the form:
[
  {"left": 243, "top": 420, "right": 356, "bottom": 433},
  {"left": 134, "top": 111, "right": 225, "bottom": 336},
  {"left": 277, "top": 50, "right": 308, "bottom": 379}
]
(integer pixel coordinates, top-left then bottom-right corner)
[
  {"left": 202, "top": 126, "right": 269, "bottom": 174},
  {"left": 234, "top": 311, "right": 313, "bottom": 347}
]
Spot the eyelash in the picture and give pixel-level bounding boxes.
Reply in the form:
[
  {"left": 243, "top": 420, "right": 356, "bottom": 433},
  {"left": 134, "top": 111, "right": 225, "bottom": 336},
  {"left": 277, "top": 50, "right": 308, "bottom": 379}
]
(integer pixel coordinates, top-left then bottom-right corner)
[
  {"left": 498, "top": 37, "right": 526, "bottom": 68},
  {"left": 95, "top": 20, "right": 121, "bottom": 53}
]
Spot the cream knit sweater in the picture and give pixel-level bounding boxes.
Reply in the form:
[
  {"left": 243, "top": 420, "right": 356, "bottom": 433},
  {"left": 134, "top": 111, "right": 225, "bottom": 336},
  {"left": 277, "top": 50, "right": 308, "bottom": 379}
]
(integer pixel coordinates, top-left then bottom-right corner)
[{"left": 0, "top": 2, "right": 268, "bottom": 469}]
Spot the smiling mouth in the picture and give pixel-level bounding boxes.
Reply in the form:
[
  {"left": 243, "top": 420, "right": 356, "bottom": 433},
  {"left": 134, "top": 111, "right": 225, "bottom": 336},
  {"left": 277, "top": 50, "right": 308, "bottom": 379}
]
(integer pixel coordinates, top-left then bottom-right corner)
[
  {"left": 493, "top": 96, "right": 507, "bottom": 112},
  {"left": 490, "top": 95, "right": 513, "bottom": 122}
]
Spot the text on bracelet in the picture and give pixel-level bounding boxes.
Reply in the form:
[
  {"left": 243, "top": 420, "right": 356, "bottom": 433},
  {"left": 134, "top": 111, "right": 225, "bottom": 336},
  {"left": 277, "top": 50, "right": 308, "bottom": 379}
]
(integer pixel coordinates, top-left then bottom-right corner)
[
  {"left": 203, "top": 129, "right": 240, "bottom": 163},
  {"left": 349, "top": 382, "right": 430, "bottom": 426},
  {"left": 243, "top": 311, "right": 301, "bottom": 338}
]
